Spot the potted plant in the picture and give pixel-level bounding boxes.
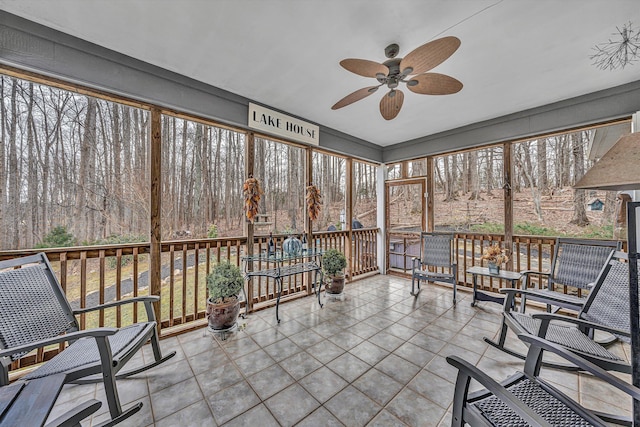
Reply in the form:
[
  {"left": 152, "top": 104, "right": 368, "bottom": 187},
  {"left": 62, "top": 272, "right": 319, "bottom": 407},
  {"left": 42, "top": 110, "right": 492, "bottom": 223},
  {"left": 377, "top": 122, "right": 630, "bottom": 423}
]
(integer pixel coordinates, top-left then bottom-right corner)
[
  {"left": 323, "top": 248, "right": 347, "bottom": 295},
  {"left": 481, "top": 243, "right": 509, "bottom": 274},
  {"left": 206, "top": 261, "right": 244, "bottom": 331}
]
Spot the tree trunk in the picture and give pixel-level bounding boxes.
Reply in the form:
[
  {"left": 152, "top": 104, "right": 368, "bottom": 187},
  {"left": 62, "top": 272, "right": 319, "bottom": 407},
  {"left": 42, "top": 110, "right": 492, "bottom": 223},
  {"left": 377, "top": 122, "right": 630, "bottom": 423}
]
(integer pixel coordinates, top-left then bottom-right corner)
[
  {"left": 537, "top": 138, "right": 548, "bottom": 195},
  {"left": 570, "top": 132, "right": 589, "bottom": 226},
  {"left": 112, "top": 104, "right": 123, "bottom": 234},
  {"left": 74, "top": 97, "right": 97, "bottom": 240},
  {"left": 25, "top": 82, "right": 37, "bottom": 248},
  {"left": 8, "top": 79, "right": 20, "bottom": 248},
  {"left": 0, "top": 77, "right": 6, "bottom": 248},
  {"left": 468, "top": 150, "right": 480, "bottom": 200}
]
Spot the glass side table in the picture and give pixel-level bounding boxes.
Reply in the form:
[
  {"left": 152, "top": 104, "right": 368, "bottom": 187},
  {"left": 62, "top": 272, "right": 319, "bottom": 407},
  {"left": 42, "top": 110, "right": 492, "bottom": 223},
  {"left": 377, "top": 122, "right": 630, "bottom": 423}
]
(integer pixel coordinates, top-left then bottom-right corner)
[{"left": 241, "top": 249, "right": 324, "bottom": 323}]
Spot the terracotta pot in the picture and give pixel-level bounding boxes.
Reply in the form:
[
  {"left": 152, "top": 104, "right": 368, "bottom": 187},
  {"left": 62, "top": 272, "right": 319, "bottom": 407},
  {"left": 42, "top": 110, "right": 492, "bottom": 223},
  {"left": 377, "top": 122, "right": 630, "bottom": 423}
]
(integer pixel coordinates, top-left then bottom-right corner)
[
  {"left": 326, "top": 275, "right": 345, "bottom": 294},
  {"left": 206, "top": 296, "right": 240, "bottom": 330}
]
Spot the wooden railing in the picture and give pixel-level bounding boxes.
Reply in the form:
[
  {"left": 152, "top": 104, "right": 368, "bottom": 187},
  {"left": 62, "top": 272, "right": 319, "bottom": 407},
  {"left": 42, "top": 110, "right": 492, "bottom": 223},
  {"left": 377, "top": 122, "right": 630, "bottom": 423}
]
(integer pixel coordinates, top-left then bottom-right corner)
[
  {"left": 387, "top": 231, "right": 623, "bottom": 296},
  {"left": 1, "top": 231, "right": 380, "bottom": 373}
]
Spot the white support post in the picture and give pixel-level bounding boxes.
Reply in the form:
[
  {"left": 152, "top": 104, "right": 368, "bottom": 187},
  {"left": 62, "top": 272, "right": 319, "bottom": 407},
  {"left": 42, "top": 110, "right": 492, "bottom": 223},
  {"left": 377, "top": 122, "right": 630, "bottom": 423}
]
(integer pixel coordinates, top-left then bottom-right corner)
[{"left": 376, "top": 164, "right": 387, "bottom": 274}]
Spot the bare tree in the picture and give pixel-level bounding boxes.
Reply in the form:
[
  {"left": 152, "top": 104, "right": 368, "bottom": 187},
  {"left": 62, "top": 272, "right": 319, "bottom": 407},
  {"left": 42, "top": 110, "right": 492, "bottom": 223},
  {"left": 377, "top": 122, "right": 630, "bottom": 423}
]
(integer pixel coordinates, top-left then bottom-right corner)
[{"left": 569, "top": 132, "right": 589, "bottom": 226}]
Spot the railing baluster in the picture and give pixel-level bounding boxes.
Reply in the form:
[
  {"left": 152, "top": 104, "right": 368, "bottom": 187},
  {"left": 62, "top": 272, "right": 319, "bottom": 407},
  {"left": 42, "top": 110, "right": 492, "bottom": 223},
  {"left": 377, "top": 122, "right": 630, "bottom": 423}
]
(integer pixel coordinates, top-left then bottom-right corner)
[
  {"left": 169, "top": 245, "right": 175, "bottom": 327},
  {"left": 80, "top": 251, "right": 87, "bottom": 330},
  {"left": 194, "top": 243, "right": 199, "bottom": 321},
  {"left": 99, "top": 250, "right": 106, "bottom": 327},
  {"left": 116, "top": 248, "right": 122, "bottom": 328},
  {"left": 133, "top": 247, "right": 139, "bottom": 323},
  {"left": 182, "top": 243, "right": 187, "bottom": 325}
]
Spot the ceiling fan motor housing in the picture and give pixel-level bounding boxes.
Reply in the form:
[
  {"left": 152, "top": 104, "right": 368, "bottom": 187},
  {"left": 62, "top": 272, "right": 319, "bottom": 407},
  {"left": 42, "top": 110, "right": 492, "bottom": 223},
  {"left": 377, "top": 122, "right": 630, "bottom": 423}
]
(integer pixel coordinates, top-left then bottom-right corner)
[{"left": 385, "top": 43, "right": 399, "bottom": 58}]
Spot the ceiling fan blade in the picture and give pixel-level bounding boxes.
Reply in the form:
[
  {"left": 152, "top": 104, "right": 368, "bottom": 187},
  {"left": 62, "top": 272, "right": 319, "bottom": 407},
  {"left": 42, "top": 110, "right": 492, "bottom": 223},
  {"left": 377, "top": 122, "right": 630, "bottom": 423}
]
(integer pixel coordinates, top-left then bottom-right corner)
[
  {"left": 340, "top": 59, "right": 389, "bottom": 78},
  {"left": 331, "top": 86, "right": 379, "bottom": 110},
  {"left": 379, "top": 89, "right": 404, "bottom": 120},
  {"left": 408, "top": 73, "right": 463, "bottom": 95},
  {"left": 399, "top": 36, "right": 461, "bottom": 75}
]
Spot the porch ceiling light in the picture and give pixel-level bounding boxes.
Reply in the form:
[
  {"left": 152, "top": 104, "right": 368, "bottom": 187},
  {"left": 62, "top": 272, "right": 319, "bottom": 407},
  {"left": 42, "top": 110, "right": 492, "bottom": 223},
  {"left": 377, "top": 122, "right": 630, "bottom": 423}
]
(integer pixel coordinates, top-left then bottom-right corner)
[{"left": 591, "top": 21, "right": 640, "bottom": 71}]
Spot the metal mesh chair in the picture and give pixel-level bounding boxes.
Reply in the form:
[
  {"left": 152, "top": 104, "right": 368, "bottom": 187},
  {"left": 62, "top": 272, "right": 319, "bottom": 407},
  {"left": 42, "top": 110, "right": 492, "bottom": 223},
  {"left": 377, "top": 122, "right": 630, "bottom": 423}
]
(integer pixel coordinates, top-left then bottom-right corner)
[
  {"left": 0, "top": 253, "right": 176, "bottom": 426},
  {"left": 447, "top": 333, "right": 640, "bottom": 427},
  {"left": 487, "top": 251, "right": 635, "bottom": 374},
  {"left": 521, "top": 237, "right": 620, "bottom": 313},
  {"left": 411, "top": 232, "right": 458, "bottom": 303}
]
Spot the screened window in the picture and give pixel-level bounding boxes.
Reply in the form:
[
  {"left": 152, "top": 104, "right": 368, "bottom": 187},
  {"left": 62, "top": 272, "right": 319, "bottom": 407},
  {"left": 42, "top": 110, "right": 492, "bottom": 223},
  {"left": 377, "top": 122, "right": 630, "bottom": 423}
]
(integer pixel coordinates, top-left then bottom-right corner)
[
  {"left": 433, "top": 147, "right": 504, "bottom": 232},
  {"left": 353, "top": 161, "right": 377, "bottom": 228},
  {"left": 254, "top": 137, "right": 305, "bottom": 234},
  {"left": 311, "top": 151, "right": 346, "bottom": 232},
  {"left": 0, "top": 74, "right": 150, "bottom": 250}
]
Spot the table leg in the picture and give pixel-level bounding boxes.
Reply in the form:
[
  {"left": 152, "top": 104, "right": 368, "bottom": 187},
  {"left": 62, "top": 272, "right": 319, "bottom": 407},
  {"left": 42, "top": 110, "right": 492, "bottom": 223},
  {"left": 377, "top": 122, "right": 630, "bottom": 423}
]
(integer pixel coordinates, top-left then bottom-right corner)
[
  {"left": 241, "top": 281, "right": 249, "bottom": 319},
  {"left": 314, "top": 269, "right": 324, "bottom": 308},
  {"left": 275, "top": 277, "right": 282, "bottom": 323},
  {"left": 471, "top": 274, "right": 478, "bottom": 307}
]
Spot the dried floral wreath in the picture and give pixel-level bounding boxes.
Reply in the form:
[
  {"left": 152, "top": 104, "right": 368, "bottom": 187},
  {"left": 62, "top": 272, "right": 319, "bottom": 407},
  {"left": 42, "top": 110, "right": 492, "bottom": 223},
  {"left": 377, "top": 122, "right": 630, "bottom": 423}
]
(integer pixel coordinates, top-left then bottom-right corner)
[{"left": 243, "top": 176, "right": 263, "bottom": 222}]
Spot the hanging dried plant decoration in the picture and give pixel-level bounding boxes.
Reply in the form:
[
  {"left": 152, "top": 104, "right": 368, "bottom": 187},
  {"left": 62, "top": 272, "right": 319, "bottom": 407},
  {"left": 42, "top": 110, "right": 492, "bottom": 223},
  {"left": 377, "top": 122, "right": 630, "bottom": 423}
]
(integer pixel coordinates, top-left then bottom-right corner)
[
  {"left": 243, "top": 176, "right": 263, "bottom": 222},
  {"left": 306, "top": 184, "right": 322, "bottom": 221},
  {"left": 591, "top": 21, "right": 640, "bottom": 70}
]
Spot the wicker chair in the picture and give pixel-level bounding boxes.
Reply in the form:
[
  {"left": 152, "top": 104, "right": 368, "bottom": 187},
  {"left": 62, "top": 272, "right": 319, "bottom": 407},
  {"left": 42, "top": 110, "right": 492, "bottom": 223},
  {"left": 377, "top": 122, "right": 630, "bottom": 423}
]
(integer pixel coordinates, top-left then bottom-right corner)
[
  {"left": 447, "top": 333, "right": 640, "bottom": 427},
  {"left": 486, "top": 251, "right": 635, "bottom": 375},
  {"left": 410, "top": 232, "right": 458, "bottom": 303},
  {"left": 520, "top": 237, "right": 620, "bottom": 313},
  {"left": 0, "top": 253, "right": 176, "bottom": 426}
]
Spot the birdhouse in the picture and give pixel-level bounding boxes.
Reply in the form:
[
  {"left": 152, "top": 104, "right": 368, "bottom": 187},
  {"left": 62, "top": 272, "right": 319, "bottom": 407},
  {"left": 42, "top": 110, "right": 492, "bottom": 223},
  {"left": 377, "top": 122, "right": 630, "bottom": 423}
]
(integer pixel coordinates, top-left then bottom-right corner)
[{"left": 587, "top": 198, "right": 604, "bottom": 211}]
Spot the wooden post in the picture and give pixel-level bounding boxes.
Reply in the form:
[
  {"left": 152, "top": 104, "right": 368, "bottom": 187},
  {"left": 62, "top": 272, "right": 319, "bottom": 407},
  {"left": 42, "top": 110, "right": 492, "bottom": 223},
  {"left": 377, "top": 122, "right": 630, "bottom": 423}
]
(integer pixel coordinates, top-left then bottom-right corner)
[
  {"left": 305, "top": 148, "right": 313, "bottom": 295},
  {"left": 426, "top": 156, "right": 435, "bottom": 232},
  {"left": 503, "top": 142, "right": 514, "bottom": 271},
  {"left": 149, "top": 108, "right": 162, "bottom": 330},
  {"left": 245, "top": 132, "right": 255, "bottom": 313},
  {"left": 345, "top": 158, "right": 353, "bottom": 280}
]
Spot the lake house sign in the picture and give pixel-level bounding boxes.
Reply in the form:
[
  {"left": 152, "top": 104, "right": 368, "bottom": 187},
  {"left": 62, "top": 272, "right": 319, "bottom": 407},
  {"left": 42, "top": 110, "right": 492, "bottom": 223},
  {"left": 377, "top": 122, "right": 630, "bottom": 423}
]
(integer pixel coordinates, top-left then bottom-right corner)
[{"left": 248, "top": 103, "right": 319, "bottom": 146}]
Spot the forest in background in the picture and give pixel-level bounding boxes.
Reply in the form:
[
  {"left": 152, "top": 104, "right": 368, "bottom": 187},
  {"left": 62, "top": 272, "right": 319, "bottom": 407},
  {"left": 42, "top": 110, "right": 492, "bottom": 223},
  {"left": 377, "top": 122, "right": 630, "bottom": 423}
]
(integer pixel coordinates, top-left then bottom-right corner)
[
  {"left": 0, "top": 76, "right": 377, "bottom": 250},
  {"left": 388, "top": 130, "right": 619, "bottom": 238},
  {"left": 0, "top": 75, "right": 621, "bottom": 251}
]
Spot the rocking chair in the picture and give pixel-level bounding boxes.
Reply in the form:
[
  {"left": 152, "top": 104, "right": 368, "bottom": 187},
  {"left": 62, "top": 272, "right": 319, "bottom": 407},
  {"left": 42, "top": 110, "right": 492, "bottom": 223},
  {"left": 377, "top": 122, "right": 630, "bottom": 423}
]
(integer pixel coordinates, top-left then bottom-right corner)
[
  {"left": 486, "top": 251, "right": 635, "bottom": 374},
  {"left": 410, "top": 232, "right": 458, "bottom": 303},
  {"left": 0, "top": 253, "right": 176, "bottom": 426}
]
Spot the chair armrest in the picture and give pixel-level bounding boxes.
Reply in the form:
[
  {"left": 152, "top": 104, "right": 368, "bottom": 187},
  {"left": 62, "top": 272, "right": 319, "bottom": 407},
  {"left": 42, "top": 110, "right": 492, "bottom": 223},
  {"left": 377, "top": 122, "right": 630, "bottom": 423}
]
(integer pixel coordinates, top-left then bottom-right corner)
[
  {"left": 520, "top": 270, "right": 550, "bottom": 290},
  {"left": 411, "top": 257, "right": 420, "bottom": 269},
  {"left": 519, "top": 334, "right": 640, "bottom": 400},
  {"left": 0, "top": 328, "right": 118, "bottom": 359},
  {"left": 446, "top": 356, "right": 553, "bottom": 427},
  {"left": 531, "top": 313, "right": 630, "bottom": 338},
  {"left": 520, "top": 270, "right": 550, "bottom": 277},
  {"left": 499, "top": 287, "right": 585, "bottom": 306},
  {"left": 73, "top": 295, "right": 159, "bottom": 314}
]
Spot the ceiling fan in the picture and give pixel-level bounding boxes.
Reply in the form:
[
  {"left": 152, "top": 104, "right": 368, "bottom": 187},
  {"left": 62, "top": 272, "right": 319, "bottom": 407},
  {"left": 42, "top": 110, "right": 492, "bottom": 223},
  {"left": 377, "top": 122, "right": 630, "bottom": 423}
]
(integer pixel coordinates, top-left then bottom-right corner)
[{"left": 332, "top": 36, "right": 463, "bottom": 120}]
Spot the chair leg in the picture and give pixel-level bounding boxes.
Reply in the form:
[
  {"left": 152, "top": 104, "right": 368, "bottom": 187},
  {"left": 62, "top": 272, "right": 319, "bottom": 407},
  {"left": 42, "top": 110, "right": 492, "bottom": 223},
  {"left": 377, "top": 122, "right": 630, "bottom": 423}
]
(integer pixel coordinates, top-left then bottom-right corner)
[
  {"left": 450, "top": 373, "right": 470, "bottom": 427},
  {"left": 116, "top": 332, "right": 176, "bottom": 380},
  {"left": 411, "top": 276, "right": 421, "bottom": 297},
  {"left": 483, "top": 321, "right": 529, "bottom": 361}
]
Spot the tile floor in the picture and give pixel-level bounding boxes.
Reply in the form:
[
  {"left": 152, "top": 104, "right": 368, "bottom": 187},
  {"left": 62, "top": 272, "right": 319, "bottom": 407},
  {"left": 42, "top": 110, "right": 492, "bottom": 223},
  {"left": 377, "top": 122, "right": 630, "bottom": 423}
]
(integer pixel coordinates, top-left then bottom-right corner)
[{"left": 47, "top": 275, "right": 630, "bottom": 426}]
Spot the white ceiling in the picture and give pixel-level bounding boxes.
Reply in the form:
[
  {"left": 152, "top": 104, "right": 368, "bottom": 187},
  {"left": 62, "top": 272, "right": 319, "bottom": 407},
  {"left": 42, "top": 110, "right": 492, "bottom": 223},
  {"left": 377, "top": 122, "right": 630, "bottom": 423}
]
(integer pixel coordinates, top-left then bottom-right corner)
[{"left": 1, "top": 0, "right": 639, "bottom": 147}]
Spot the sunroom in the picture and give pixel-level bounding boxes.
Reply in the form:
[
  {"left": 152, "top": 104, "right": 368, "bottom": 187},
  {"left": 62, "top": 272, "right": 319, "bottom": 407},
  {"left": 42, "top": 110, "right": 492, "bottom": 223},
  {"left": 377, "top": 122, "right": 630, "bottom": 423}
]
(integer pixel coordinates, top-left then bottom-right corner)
[{"left": 1, "top": 1, "right": 640, "bottom": 426}]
